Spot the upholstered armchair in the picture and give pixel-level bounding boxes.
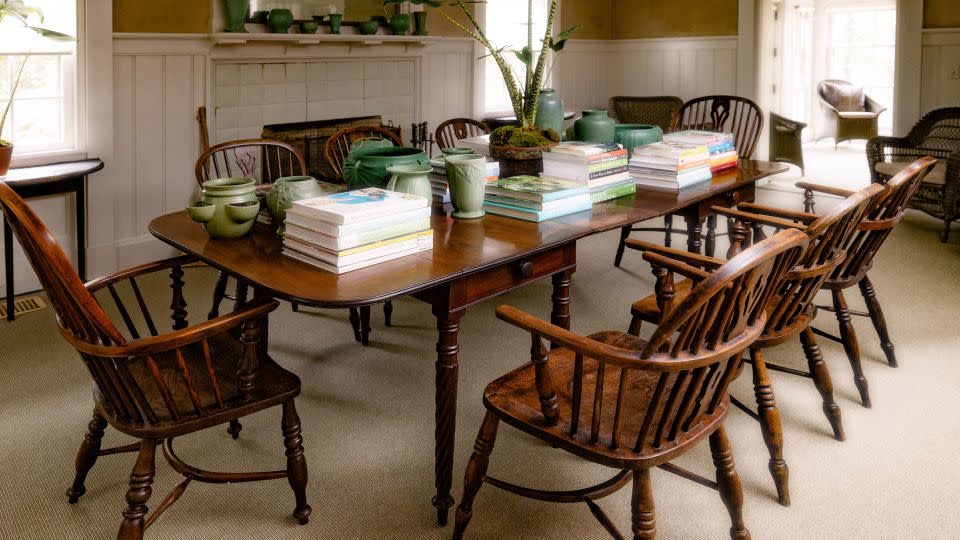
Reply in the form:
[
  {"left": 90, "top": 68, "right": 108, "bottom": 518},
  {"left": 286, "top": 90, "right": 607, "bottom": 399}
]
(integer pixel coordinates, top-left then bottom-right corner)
[
  {"left": 866, "top": 107, "right": 960, "bottom": 242},
  {"left": 816, "top": 80, "right": 887, "bottom": 147}
]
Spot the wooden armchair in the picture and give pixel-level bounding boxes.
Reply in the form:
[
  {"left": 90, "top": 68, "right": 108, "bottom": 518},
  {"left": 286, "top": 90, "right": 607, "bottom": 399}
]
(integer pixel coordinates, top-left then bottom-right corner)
[
  {"left": 614, "top": 95, "right": 764, "bottom": 266},
  {"left": 624, "top": 183, "right": 884, "bottom": 507},
  {"left": 452, "top": 229, "right": 809, "bottom": 540},
  {"left": 816, "top": 80, "right": 887, "bottom": 147},
  {"left": 606, "top": 96, "right": 684, "bottom": 132},
  {"left": 435, "top": 118, "right": 491, "bottom": 150},
  {"left": 802, "top": 157, "right": 937, "bottom": 403},
  {"left": 866, "top": 107, "right": 960, "bottom": 241},
  {"left": 0, "top": 181, "right": 310, "bottom": 539}
]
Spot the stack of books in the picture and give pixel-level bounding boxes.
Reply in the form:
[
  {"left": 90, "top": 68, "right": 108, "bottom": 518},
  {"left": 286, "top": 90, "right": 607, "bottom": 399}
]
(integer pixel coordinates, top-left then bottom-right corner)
[
  {"left": 282, "top": 188, "right": 433, "bottom": 274},
  {"left": 628, "top": 141, "right": 712, "bottom": 191},
  {"left": 663, "top": 130, "right": 739, "bottom": 174},
  {"left": 541, "top": 142, "right": 636, "bottom": 203},
  {"left": 483, "top": 176, "right": 592, "bottom": 222},
  {"left": 429, "top": 157, "right": 500, "bottom": 204}
]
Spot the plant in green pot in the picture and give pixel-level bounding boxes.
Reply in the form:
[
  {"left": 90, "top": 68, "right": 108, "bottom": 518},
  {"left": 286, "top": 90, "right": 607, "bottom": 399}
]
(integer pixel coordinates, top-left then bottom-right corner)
[
  {"left": 426, "top": 0, "right": 577, "bottom": 177},
  {"left": 0, "top": 0, "right": 74, "bottom": 176}
]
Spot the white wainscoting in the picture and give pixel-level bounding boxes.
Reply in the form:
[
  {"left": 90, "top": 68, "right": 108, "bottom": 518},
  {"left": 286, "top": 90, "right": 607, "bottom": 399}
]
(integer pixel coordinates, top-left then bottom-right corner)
[
  {"left": 920, "top": 29, "right": 960, "bottom": 116},
  {"left": 109, "top": 34, "right": 474, "bottom": 268},
  {"left": 556, "top": 37, "right": 739, "bottom": 114}
]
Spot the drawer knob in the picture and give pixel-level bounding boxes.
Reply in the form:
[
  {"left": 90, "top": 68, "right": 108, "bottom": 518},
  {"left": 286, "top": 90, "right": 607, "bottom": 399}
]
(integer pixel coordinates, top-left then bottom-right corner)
[{"left": 517, "top": 261, "right": 534, "bottom": 278}]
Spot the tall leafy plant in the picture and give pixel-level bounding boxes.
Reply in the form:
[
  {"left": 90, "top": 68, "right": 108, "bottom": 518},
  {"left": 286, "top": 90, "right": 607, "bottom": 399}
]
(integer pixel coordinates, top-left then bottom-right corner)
[{"left": 0, "top": 0, "right": 74, "bottom": 147}]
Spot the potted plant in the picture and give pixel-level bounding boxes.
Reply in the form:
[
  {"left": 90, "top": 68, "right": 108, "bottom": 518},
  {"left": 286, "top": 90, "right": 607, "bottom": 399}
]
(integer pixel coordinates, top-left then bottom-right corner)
[
  {"left": 0, "top": 0, "right": 74, "bottom": 176},
  {"left": 426, "top": 0, "right": 577, "bottom": 176}
]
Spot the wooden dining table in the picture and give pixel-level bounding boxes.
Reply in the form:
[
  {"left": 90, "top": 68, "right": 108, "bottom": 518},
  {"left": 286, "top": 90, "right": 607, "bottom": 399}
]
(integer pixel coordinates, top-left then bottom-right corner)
[{"left": 149, "top": 159, "right": 787, "bottom": 525}]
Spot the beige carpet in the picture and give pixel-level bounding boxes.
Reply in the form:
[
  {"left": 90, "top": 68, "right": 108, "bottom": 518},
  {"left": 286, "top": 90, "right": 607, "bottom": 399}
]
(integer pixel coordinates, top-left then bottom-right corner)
[{"left": 0, "top": 186, "right": 958, "bottom": 539}]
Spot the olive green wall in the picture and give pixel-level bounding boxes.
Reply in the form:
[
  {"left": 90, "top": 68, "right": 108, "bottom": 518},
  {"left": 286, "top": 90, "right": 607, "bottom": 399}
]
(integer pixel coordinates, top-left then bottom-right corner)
[
  {"left": 113, "top": 0, "right": 212, "bottom": 33},
  {"left": 563, "top": 0, "right": 613, "bottom": 40},
  {"left": 924, "top": 0, "right": 960, "bottom": 29},
  {"left": 610, "top": 0, "right": 738, "bottom": 39}
]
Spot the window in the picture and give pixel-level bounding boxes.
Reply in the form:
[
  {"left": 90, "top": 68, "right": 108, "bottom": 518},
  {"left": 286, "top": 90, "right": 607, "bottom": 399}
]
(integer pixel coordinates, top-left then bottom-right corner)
[
  {"left": 0, "top": 0, "right": 77, "bottom": 156},
  {"left": 482, "top": 0, "right": 550, "bottom": 116}
]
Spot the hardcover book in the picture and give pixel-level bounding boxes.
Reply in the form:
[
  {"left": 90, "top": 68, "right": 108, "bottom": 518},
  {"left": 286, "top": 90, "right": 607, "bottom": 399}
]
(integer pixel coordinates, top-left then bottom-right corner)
[
  {"left": 284, "top": 231, "right": 434, "bottom": 266},
  {"left": 284, "top": 205, "right": 432, "bottom": 237},
  {"left": 483, "top": 197, "right": 592, "bottom": 222},
  {"left": 290, "top": 188, "right": 429, "bottom": 225},
  {"left": 283, "top": 242, "right": 432, "bottom": 274},
  {"left": 283, "top": 217, "right": 432, "bottom": 252},
  {"left": 484, "top": 176, "right": 589, "bottom": 202}
]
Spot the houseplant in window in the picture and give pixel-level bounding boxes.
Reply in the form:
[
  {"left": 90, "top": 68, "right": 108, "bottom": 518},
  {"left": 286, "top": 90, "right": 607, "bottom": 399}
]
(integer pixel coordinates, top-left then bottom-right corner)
[
  {"left": 0, "top": 0, "right": 74, "bottom": 176},
  {"left": 419, "top": 0, "right": 576, "bottom": 176}
]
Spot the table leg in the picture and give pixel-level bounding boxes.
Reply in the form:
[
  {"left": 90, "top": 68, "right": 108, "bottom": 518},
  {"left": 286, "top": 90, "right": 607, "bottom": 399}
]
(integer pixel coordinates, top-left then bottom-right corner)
[
  {"left": 684, "top": 215, "right": 705, "bottom": 254},
  {"left": 550, "top": 269, "right": 574, "bottom": 348},
  {"left": 432, "top": 306, "right": 463, "bottom": 526},
  {"left": 76, "top": 183, "right": 86, "bottom": 281},
  {"left": 4, "top": 218, "right": 12, "bottom": 322},
  {"left": 705, "top": 214, "right": 718, "bottom": 258}
]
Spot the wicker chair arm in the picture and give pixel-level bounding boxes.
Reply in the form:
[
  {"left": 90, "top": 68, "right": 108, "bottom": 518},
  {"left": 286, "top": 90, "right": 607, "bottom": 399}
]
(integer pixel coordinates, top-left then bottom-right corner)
[
  {"left": 84, "top": 255, "right": 199, "bottom": 294},
  {"left": 623, "top": 239, "right": 724, "bottom": 269},
  {"left": 60, "top": 299, "right": 280, "bottom": 358},
  {"left": 865, "top": 95, "right": 887, "bottom": 116},
  {"left": 943, "top": 149, "right": 960, "bottom": 222}
]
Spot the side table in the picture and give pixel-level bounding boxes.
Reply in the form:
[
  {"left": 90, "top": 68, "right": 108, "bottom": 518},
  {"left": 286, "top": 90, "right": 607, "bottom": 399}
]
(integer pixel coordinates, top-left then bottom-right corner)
[{"left": 2, "top": 159, "right": 104, "bottom": 321}]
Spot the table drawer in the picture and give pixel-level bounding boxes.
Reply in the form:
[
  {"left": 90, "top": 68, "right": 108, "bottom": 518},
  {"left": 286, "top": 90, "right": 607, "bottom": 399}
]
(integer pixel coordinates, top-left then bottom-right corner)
[{"left": 463, "top": 244, "right": 575, "bottom": 306}]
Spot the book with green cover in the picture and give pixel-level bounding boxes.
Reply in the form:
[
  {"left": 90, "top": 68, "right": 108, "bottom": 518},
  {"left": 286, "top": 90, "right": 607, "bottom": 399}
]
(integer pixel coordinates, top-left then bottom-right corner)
[
  {"left": 589, "top": 181, "right": 636, "bottom": 203},
  {"left": 484, "top": 176, "right": 588, "bottom": 202},
  {"left": 483, "top": 197, "right": 592, "bottom": 222}
]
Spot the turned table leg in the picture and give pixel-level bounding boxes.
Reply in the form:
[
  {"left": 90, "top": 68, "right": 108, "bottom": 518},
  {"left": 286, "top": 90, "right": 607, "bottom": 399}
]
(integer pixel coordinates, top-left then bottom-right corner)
[
  {"left": 550, "top": 269, "right": 574, "bottom": 348},
  {"left": 432, "top": 306, "right": 463, "bottom": 526},
  {"left": 685, "top": 215, "right": 706, "bottom": 254}
]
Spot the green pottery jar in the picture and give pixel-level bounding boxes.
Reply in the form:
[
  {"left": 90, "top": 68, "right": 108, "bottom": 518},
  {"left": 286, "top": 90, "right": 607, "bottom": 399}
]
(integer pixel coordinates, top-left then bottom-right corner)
[
  {"left": 614, "top": 124, "right": 664, "bottom": 157},
  {"left": 388, "top": 13, "right": 410, "bottom": 35},
  {"left": 223, "top": 0, "right": 249, "bottom": 32},
  {"left": 444, "top": 154, "right": 487, "bottom": 219},
  {"left": 386, "top": 164, "right": 433, "bottom": 200},
  {"left": 327, "top": 13, "right": 343, "bottom": 34},
  {"left": 413, "top": 11, "right": 428, "bottom": 35},
  {"left": 358, "top": 19, "right": 380, "bottom": 35},
  {"left": 535, "top": 89, "right": 564, "bottom": 140},
  {"left": 265, "top": 176, "right": 327, "bottom": 234},
  {"left": 185, "top": 178, "right": 260, "bottom": 238},
  {"left": 573, "top": 109, "right": 616, "bottom": 143},
  {"left": 267, "top": 8, "right": 294, "bottom": 33},
  {"left": 343, "top": 147, "right": 429, "bottom": 189},
  {"left": 442, "top": 147, "right": 475, "bottom": 157},
  {"left": 299, "top": 21, "right": 319, "bottom": 34}
]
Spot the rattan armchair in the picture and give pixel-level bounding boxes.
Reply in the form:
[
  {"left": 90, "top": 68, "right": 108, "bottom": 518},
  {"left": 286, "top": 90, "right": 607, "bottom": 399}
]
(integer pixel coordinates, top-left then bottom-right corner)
[
  {"left": 866, "top": 107, "right": 960, "bottom": 242},
  {"left": 606, "top": 96, "right": 684, "bottom": 131},
  {"left": 816, "top": 80, "right": 887, "bottom": 147}
]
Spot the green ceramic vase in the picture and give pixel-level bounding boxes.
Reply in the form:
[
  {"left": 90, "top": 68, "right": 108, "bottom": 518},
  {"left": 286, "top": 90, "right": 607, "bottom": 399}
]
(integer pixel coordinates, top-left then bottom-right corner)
[
  {"left": 574, "top": 109, "right": 616, "bottom": 143},
  {"left": 185, "top": 178, "right": 260, "bottom": 238},
  {"left": 413, "top": 11, "right": 428, "bottom": 35},
  {"left": 614, "top": 124, "right": 664, "bottom": 157},
  {"left": 386, "top": 164, "right": 433, "bottom": 200},
  {"left": 535, "top": 89, "right": 564, "bottom": 140},
  {"left": 388, "top": 13, "right": 410, "bottom": 35},
  {"left": 223, "top": 0, "right": 249, "bottom": 32},
  {"left": 343, "top": 147, "right": 430, "bottom": 189},
  {"left": 267, "top": 8, "right": 294, "bottom": 33},
  {"left": 445, "top": 154, "right": 487, "bottom": 219},
  {"left": 265, "top": 176, "right": 327, "bottom": 234},
  {"left": 328, "top": 13, "right": 343, "bottom": 34}
]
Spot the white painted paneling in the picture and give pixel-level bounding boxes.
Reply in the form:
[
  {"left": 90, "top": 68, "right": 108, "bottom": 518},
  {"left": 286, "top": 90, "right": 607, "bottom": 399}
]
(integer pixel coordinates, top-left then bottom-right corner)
[{"left": 920, "top": 30, "right": 960, "bottom": 117}]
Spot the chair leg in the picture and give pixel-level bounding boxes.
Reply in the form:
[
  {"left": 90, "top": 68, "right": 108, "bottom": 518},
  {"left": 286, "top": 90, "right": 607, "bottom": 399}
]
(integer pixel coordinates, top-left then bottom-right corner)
[
  {"left": 941, "top": 218, "right": 951, "bottom": 243},
  {"left": 282, "top": 400, "right": 311, "bottom": 525},
  {"left": 383, "top": 300, "right": 393, "bottom": 327},
  {"left": 664, "top": 215, "right": 673, "bottom": 248},
  {"left": 207, "top": 271, "right": 229, "bottom": 320},
  {"left": 858, "top": 276, "right": 896, "bottom": 368},
  {"left": 627, "top": 315, "right": 642, "bottom": 337},
  {"left": 66, "top": 410, "right": 108, "bottom": 503},
  {"left": 800, "top": 328, "right": 844, "bottom": 441},
  {"left": 631, "top": 468, "right": 656, "bottom": 540},
  {"left": 292, "top": 302, "right": 299, "bottom": 313},
  {"left": 227, "top": 419, "right": 242, "bottom": 440},
  {"left": 832, "top": 289, "right": 870, "bottom": 408},
  {"left": 452, "top": 411, "right": 500, "bottom": 540},
  {"left": 749, "top": 348, "right": 790, "bottom": 506},
  {"left": 116, "top": 439, "right": 157, "bottom": 540},
  {"left": 614, "top": 225, "right": 631, "bottom": 267},
  {"left": 348, "top": 307, "right": 362, "bottom": 342},
  {"left": 710, "top": 426, "right": 751, "bottom": 540},
  {"left": 359, "top": 305, "right": 372, "bottom": 346}
]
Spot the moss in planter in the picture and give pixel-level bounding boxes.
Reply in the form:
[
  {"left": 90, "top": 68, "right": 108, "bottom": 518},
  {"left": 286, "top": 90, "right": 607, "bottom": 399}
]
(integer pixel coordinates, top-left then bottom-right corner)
[{"left": 490, "top": 126, "right": 560, "bottom": 148}]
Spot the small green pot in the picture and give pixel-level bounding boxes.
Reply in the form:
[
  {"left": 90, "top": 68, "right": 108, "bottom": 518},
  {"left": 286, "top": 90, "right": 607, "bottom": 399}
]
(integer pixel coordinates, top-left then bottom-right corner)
[
  {"left": 614, "top": 124, "right": 664, "bottom": 157},
  {"left": 358, "top": 19, "right": 380, "bottom": 35},
  {"left": 445, "top": 154, "right": 487, "bottom": 219},
  {"left": 386, "top": 164, "right": 433, "bottom": 200},
  {"left": 265, "top": 176, "right": 327, "bottom": 234},
  {"left": 299, "top": 21, "right": 319, "bottom": 34},
  {"left": 389, "top": 13, "right": 410, "bottom": 35},
  {"left": 413, "top": 11, "right": 428, "bottom": 35},
  {"left": 573, "top": 109, "right": 616, "bottom": 143},
  {"left": 267, "top": 8, "right": 294, "bottom": 33},
  {"left": 186, "top": 177, "right": 259, "bottom": 238}
]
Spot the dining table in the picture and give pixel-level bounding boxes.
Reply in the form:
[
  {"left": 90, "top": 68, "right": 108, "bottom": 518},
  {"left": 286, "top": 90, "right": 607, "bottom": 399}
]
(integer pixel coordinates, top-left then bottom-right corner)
[{"left": 149, "top": 159, "right": 788, "bottom": 526}]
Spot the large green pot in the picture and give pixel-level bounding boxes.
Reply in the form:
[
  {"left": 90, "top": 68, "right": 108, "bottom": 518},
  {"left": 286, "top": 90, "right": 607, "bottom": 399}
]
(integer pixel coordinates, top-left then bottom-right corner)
[
  {"left": 388, "top": 13, "right": 410, "bottom": 35},
  {"left": 615, "top": 124, "right": 664, "bottom": 157},
  {"left": 535, "top": 89, "right": 564, "bottom": 140},
  {"left": 574, "top": 109, "right": 616, "bottom": 143},
  {"left": 343, "top": 147, "right": 429, "bottom": 189},
  {"left": 267, "top": 8, "right": 294, "bottom": 33},
  {"left": 265, "top": 176, "right": 328, "bottom": 235},
  {"left": 185, "top": 178, "right": 260, "bottom": 238}
]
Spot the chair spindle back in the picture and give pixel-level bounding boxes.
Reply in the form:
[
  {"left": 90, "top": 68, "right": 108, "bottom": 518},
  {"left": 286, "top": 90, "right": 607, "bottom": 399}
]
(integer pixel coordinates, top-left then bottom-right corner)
[
  {"left": 673, "top": 95, "right": 764, "bottom": 158},
  {"left": 195, "top": 139, "right": 307, "bottom": 187},
  {"left": 434, "top": 118, "right": 491, "bottom": 150},
  {"left": 323, "top": 126, "right": 404, "bottom": 180}
]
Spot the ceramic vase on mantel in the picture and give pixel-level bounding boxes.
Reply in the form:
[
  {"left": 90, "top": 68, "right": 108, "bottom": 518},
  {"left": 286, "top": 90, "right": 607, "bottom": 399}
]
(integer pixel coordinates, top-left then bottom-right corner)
[
  {"left": 388, "top": 13, "right": 410, "bottom": 35},
  {"left": 573, "top": 109, "right": 616, "bottom": 143},
  {"left": 223, "top": 0, "right": 249, "bottom": 32},
  {"left": 267, "top": 8, "right": 294, "bottom": 33},
  {"left": 534, "top": 89, "right": 564, "bottom": 140},
  {"left": 413, "top": 11, "right": 428, "bottom": 35},
  {"left": 444, "top": 154, "right": 487, "bottom": 219},
  {"left": 328, "top": 13, "right": 343, "bottom": 34}
]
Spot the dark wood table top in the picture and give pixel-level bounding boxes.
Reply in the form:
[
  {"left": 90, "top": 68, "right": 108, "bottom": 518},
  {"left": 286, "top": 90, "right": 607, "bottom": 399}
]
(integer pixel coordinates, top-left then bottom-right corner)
[
  {"left": 3, "top": 159, "right": 103, "bottom": 189},
  {"left": 149, "top": 160, "right": 787, "bottom": 307}
]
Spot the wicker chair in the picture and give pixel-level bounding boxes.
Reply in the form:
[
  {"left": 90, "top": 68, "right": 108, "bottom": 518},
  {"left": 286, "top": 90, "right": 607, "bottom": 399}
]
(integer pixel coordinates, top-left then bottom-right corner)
[
  {"left": 816, "top": 80, "right": 886, "bottom": 147},
  {"left": 606, "top": 96, "right": 684, "bottom": 132},
  {"left": 769, "top": 112, "right": 807, "bottom": 174},
  {"left": 866, "top": 107, "right": 960, "bottom": 242}
]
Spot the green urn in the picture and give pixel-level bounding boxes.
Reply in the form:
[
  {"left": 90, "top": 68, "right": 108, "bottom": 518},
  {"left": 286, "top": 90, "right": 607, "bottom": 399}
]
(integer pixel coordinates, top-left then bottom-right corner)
[
  {"left": 265, "top": 176, "right": 328, "bottom": 234},
  {"left": 267, "top": 8, "right": 294, "bottom": 33},
  {"left": 573, "top": 109, "right": 616, "bottom": 143},
  {"left": 185, "top": 178, "right": 260, "bottom": 238}
]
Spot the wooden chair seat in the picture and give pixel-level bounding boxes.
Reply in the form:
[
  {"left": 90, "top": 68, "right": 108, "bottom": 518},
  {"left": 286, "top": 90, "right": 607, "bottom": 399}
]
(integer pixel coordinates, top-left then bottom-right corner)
[{"left": 484, "top": 330, "right": 728, "bottom": 469}]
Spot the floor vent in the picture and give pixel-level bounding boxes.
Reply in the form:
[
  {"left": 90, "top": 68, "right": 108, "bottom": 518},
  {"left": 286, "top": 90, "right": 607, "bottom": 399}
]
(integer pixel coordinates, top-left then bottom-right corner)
[{"left": 0, "top": 296, "right": 47, "bottom": 319}]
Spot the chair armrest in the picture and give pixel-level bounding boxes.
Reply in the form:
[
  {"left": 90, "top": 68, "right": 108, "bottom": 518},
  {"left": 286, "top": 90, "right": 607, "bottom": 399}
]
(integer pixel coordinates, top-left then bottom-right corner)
[
  {"left": 710, "top": 206, "right": 807, "bottom": 230},
  {"left": 794, "top": 181, "right": 855, "bottom": 198},
  {"left": 59, "top": 299, "right": 280, "bottom": 358},
  {"left": 865, "top": 96, "right": 887, "bottom": 115},
  {"left": 85, "top": 254, "right": 199, "bottom": 294},
  {"left": 736, "top": 202, "right": 820, "bottom": 224},
  {"left": 641, "top": 252, "right": 712, "bottom": 282},
  {"left": 623, "top": 239, "right": 724, "bottom": 269}
]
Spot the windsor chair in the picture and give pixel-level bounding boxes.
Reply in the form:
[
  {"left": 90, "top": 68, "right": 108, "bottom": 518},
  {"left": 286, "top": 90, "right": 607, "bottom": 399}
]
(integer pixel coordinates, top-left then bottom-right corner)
[
  {"left": 434, "top": 118, "right": 491, "bottom": 150},
  {"left": 323, "top": 126, "right": 404, "bottom": 180},
  {"left": 614, "top": 95, "right": 765, "bottom": 266},
  {"left": 802, "top": 157, "right": 937, "bottom": 406},
  {"left": 625, "top": 183, "right": 883, "bottom": 506},
  {"left": 452, "top": 229, "right": 809, "bottom": 540},
  {"left": 0, "top": 180, "right": 311, "bottom": 539}
]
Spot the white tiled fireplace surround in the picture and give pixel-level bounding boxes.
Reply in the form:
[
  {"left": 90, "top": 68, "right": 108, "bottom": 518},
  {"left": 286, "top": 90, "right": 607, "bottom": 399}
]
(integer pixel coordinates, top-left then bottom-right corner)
[{"left": 214, "top": 60, "right": 417, "bottom": 145}]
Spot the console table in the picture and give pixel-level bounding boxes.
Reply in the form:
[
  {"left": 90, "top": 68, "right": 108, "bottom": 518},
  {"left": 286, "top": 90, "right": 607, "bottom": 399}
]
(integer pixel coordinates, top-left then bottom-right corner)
[
  {"left": 149, "top": 159, "right": 786, "bottom": 525},
  {"left": 2, "top": 159, "right": 104, "bottom": 321}
]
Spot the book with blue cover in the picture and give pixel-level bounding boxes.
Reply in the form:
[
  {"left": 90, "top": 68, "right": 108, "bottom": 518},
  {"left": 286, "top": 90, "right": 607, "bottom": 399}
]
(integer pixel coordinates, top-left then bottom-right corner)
[
  {"left": 291, "top": 187, "right": 429, "bottom": 225},
  {"left": 483, "top": 197, "right": 593, "bottom": 222}
]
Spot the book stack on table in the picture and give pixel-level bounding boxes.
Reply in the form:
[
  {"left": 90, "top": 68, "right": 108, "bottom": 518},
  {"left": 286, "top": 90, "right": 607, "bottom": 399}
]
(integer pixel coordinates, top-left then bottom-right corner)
[
  {"left": 282, "top": 188, "right": 433, "bottom": 274},
  {"left": 628, "top": 141, "right": 713, "bottom": 191},
  {"left": 483, "top": 176, "right": 593, "bottom": 222},
  {"left": 429, "top": 157, "right": 500, "bottom": 204},
  {"left": 541, "top": 142, "right": 636, "bottom": 203},
  {"left": 663, "top": 130, "right": 739, "bottom": 174}
]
